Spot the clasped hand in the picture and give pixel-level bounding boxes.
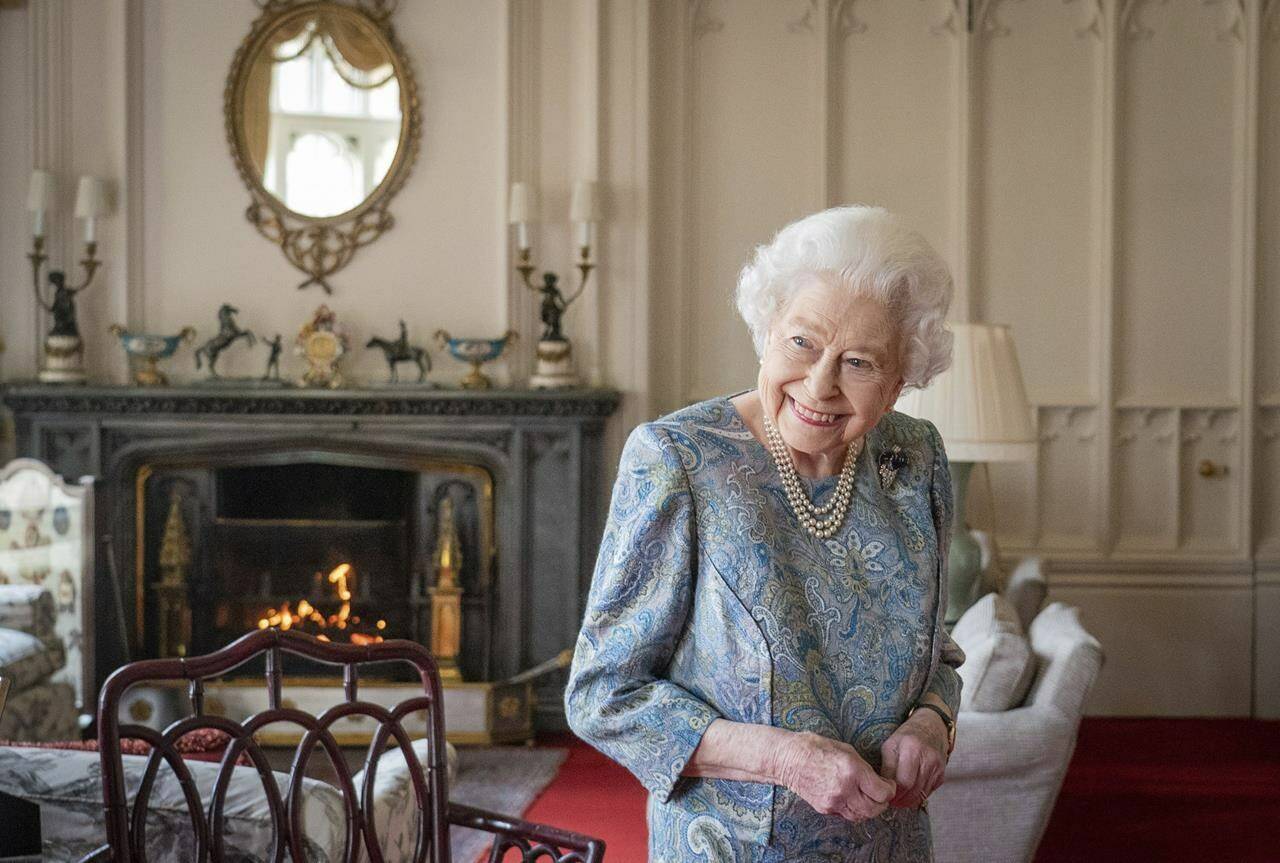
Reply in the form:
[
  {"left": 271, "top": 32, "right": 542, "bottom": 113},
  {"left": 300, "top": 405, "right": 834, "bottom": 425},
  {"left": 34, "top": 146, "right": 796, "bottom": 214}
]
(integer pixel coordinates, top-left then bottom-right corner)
[{"left": 776, "top": 714, "right": 948, "bottom": 822}]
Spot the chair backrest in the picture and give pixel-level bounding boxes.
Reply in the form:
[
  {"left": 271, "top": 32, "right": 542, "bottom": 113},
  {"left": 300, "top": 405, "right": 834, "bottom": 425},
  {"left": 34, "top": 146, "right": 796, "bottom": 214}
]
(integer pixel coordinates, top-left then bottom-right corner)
[
  {"left": 96, "top": 627, "right": 450, "bottom": 863},
  {"left": 0, "top": 457, "right": 94, "bottom": 716}
]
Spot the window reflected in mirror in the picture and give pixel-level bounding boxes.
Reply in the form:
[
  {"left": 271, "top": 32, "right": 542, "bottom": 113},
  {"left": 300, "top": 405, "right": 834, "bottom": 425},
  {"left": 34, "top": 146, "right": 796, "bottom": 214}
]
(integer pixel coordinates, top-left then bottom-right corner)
[{"left": 248, "top": 16, "right": 403, "bottom": 218}]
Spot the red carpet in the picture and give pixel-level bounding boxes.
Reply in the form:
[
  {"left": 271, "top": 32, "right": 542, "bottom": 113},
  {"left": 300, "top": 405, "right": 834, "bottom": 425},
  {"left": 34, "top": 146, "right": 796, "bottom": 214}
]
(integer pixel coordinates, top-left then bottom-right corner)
[{"left": 524, "top": 720, "right": 1280, "bottom": 862}]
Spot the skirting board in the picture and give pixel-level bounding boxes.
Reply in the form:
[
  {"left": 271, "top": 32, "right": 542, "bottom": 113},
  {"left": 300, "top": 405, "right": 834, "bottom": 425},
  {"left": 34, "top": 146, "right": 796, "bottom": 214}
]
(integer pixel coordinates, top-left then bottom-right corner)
[{"left": 1047, "top": 582, "right": 1254, "bottom": 717}]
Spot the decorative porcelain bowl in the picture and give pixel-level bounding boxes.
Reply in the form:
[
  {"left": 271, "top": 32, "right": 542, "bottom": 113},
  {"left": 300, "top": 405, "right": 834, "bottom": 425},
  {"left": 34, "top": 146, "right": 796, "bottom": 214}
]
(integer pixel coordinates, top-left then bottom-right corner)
[
  {"left": 434, "top": 329, "right": 518, "bottom": 389},
  {"left": 108, "top": 325, "right": 196, "bottom": 386}
]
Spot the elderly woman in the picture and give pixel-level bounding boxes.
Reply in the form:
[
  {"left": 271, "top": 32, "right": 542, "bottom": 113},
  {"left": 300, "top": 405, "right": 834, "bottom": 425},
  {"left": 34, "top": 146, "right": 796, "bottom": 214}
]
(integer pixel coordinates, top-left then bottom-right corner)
[{"left": 566, "top": 206, "right": 964, "bottom": 862}]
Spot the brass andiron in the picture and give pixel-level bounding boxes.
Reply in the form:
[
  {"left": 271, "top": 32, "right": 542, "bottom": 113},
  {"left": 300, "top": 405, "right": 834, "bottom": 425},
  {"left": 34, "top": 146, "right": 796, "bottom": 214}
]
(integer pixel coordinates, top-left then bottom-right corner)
[
  {"left": 429, "top": 496, "right": 464, "bottom": 681},
  {"left": 153, "top": 489, "right": 193, "bottom": 657}
]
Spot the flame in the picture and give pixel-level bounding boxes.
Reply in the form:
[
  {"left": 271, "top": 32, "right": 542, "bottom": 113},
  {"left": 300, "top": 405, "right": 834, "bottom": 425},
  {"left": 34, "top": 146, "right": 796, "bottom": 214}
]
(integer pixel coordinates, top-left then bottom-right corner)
[{"left": 256, "top": 563, "right": 385, "bottom": 644}]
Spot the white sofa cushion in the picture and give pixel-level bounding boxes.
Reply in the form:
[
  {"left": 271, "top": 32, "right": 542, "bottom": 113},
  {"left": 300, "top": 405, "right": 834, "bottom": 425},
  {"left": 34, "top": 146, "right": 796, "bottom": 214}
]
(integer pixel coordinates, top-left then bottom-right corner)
[
  {"left": 353, "top": 738, "right": 458, "bottom": 860},
  {"left": 0, "top": 744, "right": 346, "bottom": 861},
  {"left": 951, "top": 592, "right": 1035, "bottom": 712}
]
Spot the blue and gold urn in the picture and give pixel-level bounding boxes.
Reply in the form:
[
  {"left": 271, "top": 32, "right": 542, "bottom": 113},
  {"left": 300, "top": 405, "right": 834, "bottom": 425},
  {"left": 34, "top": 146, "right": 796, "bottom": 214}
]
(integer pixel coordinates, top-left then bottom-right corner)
[
  {"left": 108, "top": 325, "right": 196, "bottom": 386},
  {"left": 434, "top": 330, "right": 518, "bottom": 390}
]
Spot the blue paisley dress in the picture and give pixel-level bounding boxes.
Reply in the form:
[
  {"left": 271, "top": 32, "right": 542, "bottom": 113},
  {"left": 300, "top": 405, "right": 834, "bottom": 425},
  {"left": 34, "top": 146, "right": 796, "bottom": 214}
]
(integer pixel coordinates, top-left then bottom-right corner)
[{"left": 566, "top": 395, "right": 964, "bottom": 862}]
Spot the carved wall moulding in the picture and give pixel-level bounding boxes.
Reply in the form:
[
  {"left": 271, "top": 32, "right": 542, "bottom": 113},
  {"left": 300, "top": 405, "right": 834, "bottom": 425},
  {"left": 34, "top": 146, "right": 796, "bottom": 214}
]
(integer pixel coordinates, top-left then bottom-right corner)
[
  {"left": 1205, "top": 0, "right": 1246, "bottom": 43},
  {"left": 1265, "top": 0, "right": 1280, "bottom": 40},
  {"left": 788, "top": 0, "right": 869, "bottom": 38},
  {"left": 0, "top": 386, "right": 621, "bottom": 420},
  {"left": 1066, "top": 0, "right": 1106, "bottom": 40},
  {"left": 1119, "top": 0, "right": 1168, "bottom": 41},
  {"left": 689, "top": 0, "right": 724, "bottom": 39},
  {"left": 925, "top": 0, "right": 966, "bottom": 36},
  {"left": 1039, "top": 406, "right": 1099, "bottom": 443},
  {"left": 973, "top": 0, "right": 1023, "bottom": 38}
]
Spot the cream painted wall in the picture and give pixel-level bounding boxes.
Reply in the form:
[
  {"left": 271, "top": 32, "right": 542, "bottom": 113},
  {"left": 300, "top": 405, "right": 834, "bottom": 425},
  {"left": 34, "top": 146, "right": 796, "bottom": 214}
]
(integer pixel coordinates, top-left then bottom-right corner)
[
  {"left": 645, "top": 0, "right": 1279, "bottom": 719},
  {"left": 142, "top": 1, "right": 508, "bottom": 384},
  {"left": 3, "top": 0, "right": 1278, "bottom": 717}
]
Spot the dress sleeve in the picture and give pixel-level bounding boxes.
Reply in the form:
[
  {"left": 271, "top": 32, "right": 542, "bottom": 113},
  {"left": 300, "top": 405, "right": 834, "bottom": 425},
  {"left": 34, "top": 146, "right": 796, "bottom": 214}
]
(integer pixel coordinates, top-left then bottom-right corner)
[
  {"left": 564, "top": 423, "right": 721, "bottom": 802},
  {"left": 921, "top": 419, "right": 965, "bottom": 717}
]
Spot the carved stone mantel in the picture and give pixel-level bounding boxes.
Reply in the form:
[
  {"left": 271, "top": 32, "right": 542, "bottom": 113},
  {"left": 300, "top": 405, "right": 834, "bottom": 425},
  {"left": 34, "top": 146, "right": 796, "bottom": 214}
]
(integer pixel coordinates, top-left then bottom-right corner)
[{"left": 0, "top": 383, "right": 621, "bottom": 729}]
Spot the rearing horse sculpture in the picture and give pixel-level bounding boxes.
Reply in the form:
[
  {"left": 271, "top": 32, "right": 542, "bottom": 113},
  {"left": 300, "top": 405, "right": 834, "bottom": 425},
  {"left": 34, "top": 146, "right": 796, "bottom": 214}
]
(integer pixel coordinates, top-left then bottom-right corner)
[
  {"left": 367, "top": 320, "right": 430, "bottom": 383},
  {"left": 195, "top": 304, "right": 256, "bottom": 378}
]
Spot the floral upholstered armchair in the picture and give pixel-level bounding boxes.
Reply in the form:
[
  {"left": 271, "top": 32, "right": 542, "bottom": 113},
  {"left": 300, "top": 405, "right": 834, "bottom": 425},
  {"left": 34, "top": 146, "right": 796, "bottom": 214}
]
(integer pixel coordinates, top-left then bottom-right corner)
[{"left": 0, "top": 458, "right": 94, "bottom": 738}]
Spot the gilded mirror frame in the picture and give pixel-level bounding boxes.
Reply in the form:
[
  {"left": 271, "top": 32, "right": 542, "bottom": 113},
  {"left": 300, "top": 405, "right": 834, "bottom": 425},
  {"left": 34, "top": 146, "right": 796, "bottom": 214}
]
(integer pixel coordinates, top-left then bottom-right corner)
[{"left": 224, "top": 0, "right": 421, "bottom": 294}]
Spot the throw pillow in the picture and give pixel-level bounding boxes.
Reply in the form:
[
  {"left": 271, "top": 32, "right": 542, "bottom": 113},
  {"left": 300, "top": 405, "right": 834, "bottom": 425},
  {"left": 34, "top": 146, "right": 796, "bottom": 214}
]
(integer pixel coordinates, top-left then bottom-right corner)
[{"left": 951, "top": 592, "right": 1035, "bottom": 712}]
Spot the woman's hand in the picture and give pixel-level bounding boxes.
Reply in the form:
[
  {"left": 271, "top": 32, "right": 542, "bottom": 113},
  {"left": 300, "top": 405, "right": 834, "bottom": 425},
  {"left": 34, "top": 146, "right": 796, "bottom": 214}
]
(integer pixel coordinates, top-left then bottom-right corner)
[
  {"left": 773, "top": 731, "right": 897, "bottom": 823},
  {"left": 879, "top": 709, "right": 949, "bottom": 808}
]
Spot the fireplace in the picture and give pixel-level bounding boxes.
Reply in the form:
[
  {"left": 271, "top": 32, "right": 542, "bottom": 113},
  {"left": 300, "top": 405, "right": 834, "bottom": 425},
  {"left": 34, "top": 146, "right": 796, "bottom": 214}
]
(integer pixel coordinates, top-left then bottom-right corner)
[
  {"left": 141, "top": 455, "right": 494, "bottom": 682},
  {"left": 0, "top": 385, "right": 619, "bottom": 732}
]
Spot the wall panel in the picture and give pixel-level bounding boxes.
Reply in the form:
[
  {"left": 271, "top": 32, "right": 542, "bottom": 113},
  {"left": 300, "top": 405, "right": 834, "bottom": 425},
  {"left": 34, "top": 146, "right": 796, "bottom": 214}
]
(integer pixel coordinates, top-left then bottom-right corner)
[
  {"left": 1179, "top": 408, "right": 1241, "bottom": 552},
  {"left": 1257, "top": 7, "right": 1280, "bottom": 401},
  {"left": 1114, "top": 3, "right": 1239, "bottom": 405},
  {"left": 833, "top": 1, "right": 953, "bottom": 260},
  {"left": 1113, "top": 407, "right": 1178, "bottom": 551},
  {"left": 1037, "top": 406, "right": 1101, "bottom": 550},
  {"left": 681, "top": 0, "right": 820, "bottom": 403},
  {"left": 972, "top": 1, "right": 1097, "bottom": 404}
]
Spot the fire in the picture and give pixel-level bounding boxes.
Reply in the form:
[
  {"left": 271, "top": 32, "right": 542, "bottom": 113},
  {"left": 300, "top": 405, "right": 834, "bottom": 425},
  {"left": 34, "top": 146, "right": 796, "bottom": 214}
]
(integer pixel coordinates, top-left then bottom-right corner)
[{"left": 257, "top": 563, "right": 388, "bottom": 644}]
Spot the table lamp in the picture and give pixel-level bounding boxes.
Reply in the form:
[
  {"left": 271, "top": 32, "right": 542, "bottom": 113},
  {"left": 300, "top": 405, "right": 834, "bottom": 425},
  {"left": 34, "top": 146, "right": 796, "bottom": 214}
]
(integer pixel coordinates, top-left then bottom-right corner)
[{"left": 896, "top": 323, "right": 1036, "bottom": 625}]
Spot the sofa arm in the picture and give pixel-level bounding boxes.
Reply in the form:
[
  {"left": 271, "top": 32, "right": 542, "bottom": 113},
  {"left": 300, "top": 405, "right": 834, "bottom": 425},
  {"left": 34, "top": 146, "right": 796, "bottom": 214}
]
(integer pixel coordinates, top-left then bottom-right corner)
[
  {"left": 0, "top": 586, "right": 57, "bottom": 640},
  {"left": 945, "top": 707, "right": 1077, "bottom": 782}
]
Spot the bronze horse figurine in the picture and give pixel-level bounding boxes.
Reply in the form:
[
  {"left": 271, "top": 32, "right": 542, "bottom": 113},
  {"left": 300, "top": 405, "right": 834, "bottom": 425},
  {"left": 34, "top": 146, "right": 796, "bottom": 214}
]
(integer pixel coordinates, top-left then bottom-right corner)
[
  {"left": 367, "top": 320, "right": 430, "bottom": 383},
  {"left": 195, "top": 304, "right": 256, "bottom": 378}
]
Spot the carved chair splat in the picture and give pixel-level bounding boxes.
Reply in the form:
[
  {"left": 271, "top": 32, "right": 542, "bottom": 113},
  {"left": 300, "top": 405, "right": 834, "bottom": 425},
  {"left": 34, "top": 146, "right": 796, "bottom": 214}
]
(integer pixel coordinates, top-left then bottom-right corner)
[{"left": 86, "top": 627, "right": 605, "bottom": 863}]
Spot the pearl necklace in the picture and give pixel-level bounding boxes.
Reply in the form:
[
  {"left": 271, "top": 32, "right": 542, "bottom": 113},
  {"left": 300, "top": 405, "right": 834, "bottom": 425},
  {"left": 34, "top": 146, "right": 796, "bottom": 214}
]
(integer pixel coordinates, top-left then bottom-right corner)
[{"left": 762, "top": 415, "right": 862, "bottom": 539}]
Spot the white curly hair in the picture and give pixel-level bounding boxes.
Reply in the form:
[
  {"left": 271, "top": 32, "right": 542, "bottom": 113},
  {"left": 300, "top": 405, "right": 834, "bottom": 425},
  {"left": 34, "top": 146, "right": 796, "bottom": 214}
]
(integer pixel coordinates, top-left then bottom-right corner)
[{"left": 734, "top": 205, "right": 954, "bottom": 389}]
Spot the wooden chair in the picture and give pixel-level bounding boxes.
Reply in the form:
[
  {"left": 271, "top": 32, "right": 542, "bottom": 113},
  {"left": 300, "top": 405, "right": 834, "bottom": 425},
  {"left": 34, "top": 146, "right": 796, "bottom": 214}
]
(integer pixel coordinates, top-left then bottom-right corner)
[{"left": 86, "top": 627, "right": 605, "bottom": 862}]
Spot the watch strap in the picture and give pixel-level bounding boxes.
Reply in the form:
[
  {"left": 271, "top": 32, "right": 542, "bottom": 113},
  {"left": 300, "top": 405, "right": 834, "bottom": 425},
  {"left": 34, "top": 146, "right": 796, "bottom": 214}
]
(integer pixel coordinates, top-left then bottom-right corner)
[{"left": 909, "top": 702, "right": 956, "bottom": 755}]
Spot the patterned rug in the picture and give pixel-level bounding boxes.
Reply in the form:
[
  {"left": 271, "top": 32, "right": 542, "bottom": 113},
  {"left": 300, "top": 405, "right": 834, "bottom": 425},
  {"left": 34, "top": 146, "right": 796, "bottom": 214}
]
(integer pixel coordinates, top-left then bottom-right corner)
[{"left": 449, "top": 746, "right": 569, "bottom": 863}]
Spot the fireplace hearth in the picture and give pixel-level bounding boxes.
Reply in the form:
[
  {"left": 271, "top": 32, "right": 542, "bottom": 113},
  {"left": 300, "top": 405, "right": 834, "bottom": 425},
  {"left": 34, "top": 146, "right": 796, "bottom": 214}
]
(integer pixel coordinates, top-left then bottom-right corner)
[
  {"left": 0, "top": 384, "right": 619, "bottom": 731},
  {"left": 144, "top": 455, "right": 493, "bottom": 682}
]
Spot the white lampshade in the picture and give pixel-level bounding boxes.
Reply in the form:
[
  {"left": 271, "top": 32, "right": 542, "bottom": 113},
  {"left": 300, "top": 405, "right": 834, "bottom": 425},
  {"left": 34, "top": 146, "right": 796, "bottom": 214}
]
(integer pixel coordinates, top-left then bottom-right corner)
[
  {"left": 508, "top": 182, "right": 537, "bottom": 224},
  {"left": 28, "top": 170, "right": 55, "bottom": 212},
  {"left": 569, "top": 180, "right": 600, "bottom": 223},
  {"left": 74, "top": 176, "right": 109, "bottom": 219},
  {"left": 896, "top": 323, "right": 1037, "bottom": 462}
]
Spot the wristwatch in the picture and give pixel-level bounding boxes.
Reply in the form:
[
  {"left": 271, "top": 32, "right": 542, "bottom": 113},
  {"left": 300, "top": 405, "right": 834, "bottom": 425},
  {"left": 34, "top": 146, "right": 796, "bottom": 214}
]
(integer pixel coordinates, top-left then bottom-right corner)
[{"left": 908, "top": 703, "right": 956, "bottom": 755}]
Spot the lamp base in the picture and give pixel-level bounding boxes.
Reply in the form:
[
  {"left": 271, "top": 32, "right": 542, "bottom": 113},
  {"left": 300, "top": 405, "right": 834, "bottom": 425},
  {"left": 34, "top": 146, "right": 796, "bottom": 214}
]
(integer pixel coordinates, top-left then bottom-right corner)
[{"left": 945, "top": 460, "right": 982, "bottom": 627}]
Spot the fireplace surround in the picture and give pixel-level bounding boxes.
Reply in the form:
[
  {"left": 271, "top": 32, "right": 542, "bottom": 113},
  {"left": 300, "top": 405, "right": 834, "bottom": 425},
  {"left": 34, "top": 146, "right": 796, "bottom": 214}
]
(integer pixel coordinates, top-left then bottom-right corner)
[{"left": 0, "top": 384, "right": 619, "bottom": 730}]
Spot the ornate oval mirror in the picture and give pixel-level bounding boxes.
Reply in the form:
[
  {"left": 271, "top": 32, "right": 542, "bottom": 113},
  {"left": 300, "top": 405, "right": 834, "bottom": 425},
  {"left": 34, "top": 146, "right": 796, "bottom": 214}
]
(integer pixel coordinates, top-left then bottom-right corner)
[{"left": 225, "top": 0, "right": 420, "bottom": 293}]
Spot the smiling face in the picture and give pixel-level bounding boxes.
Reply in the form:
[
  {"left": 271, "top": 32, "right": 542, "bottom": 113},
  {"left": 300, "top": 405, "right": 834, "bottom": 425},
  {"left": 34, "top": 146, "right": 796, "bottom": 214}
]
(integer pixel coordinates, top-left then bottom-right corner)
[{"left": 757, "top": 275, "right": 906, "bottom": 473}]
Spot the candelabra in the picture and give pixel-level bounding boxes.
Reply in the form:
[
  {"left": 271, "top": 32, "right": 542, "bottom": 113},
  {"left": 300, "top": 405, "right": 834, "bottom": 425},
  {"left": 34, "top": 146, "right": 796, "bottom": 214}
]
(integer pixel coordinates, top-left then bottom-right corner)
[
  {"left": 27, "top": 172, "right": 110, "bottom": 385},
  {"left": 508, "top": 180, "right": 599, "bottom": 389}
]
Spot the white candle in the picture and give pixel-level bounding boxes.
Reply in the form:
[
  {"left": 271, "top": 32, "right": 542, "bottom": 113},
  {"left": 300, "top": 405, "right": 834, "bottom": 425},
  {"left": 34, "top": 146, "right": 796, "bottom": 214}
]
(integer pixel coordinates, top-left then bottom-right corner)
[
  {"left": 75, "top": 176, "right": 108, "bottom": 244},
  {"left": 569, "top": 180, "right": 599, "bottom": 222},
  {"left": 27, "top": 169, "right": 54, "bottom": 239},
  {"left": 508, "top": 182, "right": 533, "bottom": 224},
  {"left": 576, "top": 220, "right": 591, "bottom": 249},
  {"left": 516, "top": 222, "right": 530, "bottom": 251}
]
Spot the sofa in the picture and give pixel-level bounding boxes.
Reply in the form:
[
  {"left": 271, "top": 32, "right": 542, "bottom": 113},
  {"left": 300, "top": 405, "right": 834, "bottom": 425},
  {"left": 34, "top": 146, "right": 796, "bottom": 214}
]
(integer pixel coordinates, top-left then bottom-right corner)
[
  {"left": 929, "top": 559, "right": 1104, "bottom": 863},
  {"left": 0, "top": 585, "right": 78, "bottom": 742},
  {"left": 0, "top": 737, "right": 458, "bottom": 861}
]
